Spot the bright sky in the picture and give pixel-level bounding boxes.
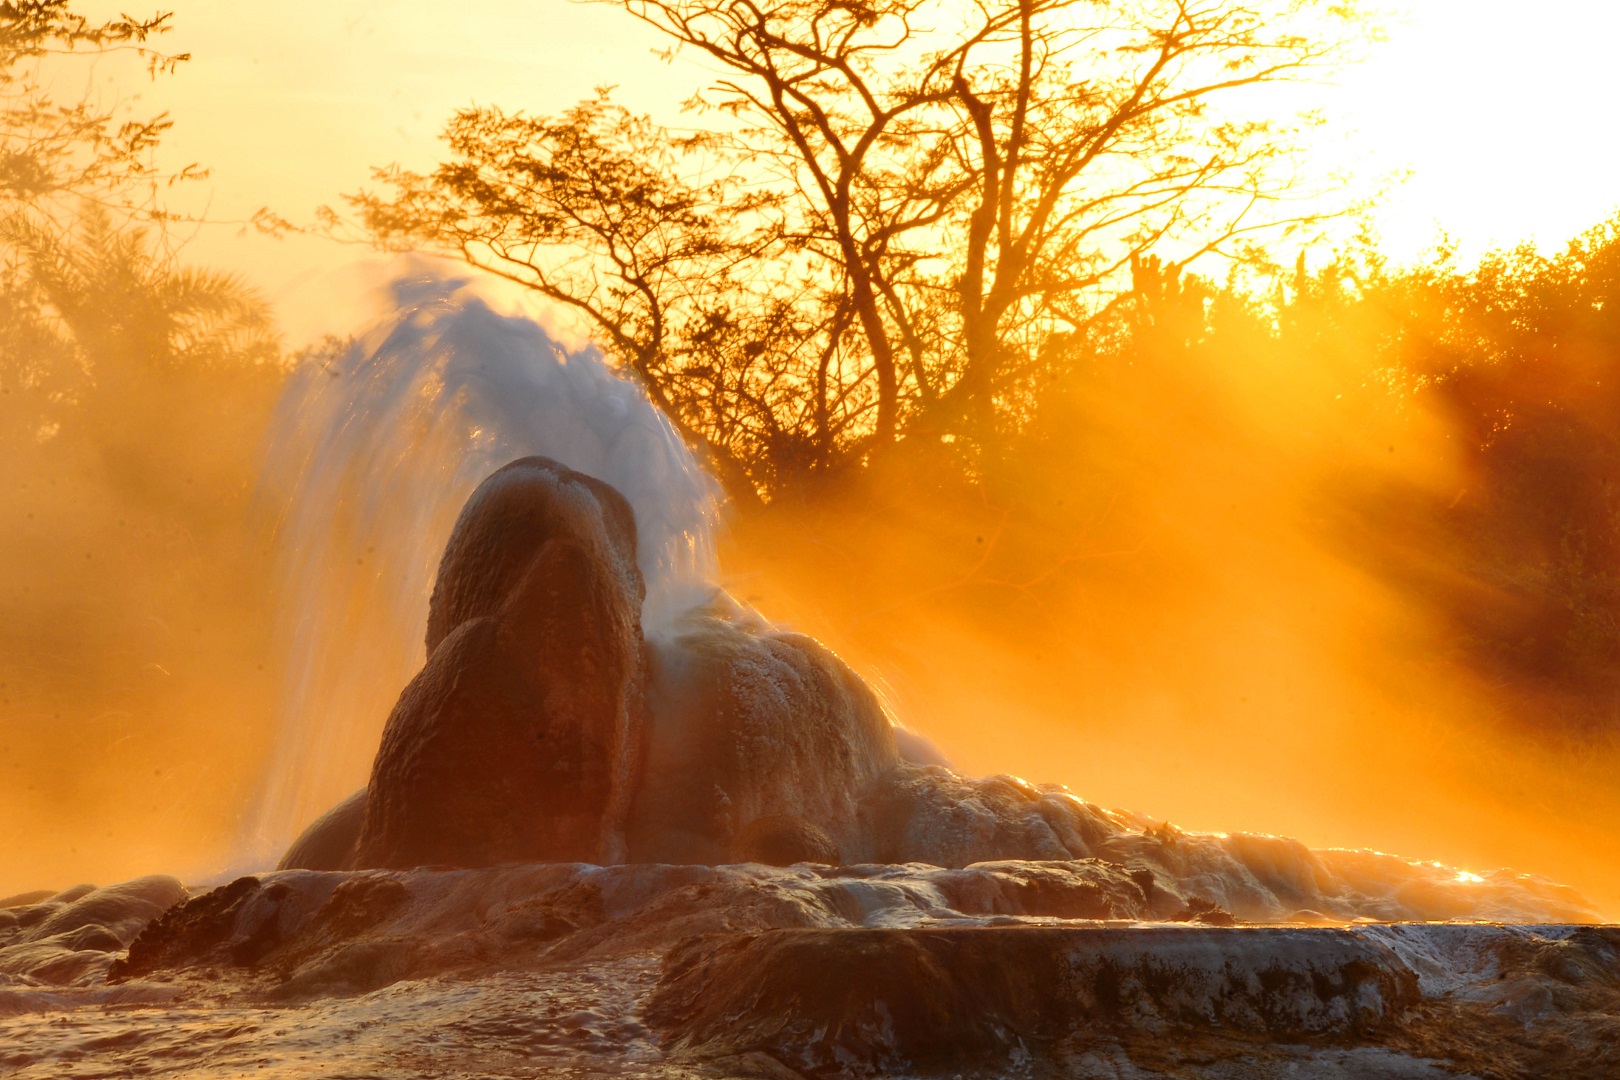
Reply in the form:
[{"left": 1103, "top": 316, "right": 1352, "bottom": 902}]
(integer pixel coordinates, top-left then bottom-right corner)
[
  {"left": 1333, "top": 1, "right": 1620, "bottom": 260},
  {"left": 81, "top": 0, "right": 1620, "bottom": 344}
]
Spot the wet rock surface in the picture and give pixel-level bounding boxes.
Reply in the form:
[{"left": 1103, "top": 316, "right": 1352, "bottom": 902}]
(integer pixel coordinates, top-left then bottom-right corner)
[
  {"left": 733, "top": 814, "right": 844, "bottom": 867},
  {"left": 0, "top": 877, "right": 186, "bottom": 996},
  {"left": 650, "top": 924, "right": 1417, "bottom": 1074},
  {"left": 2, "top": 863, "right": 1618, "bottom": 1078},
  {"left": 357, "top": 456, "right": 649, "bottom": 870},
  {"left": 628, "top": 598, "right": 900, "bottom": 865}
]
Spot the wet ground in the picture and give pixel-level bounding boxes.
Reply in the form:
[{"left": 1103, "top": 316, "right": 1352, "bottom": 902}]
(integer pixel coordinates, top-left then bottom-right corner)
[{"left": 3, "top": 862, "right": 1616, "bottom": 1078}]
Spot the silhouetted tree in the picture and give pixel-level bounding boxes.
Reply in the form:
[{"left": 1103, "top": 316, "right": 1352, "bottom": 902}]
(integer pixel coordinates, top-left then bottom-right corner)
[
  {"left": 0, "top": 2, "right": 193, "bottom": 232},
  {"left": 350, "top": 0, "right": 1366, "bottom": 499}
]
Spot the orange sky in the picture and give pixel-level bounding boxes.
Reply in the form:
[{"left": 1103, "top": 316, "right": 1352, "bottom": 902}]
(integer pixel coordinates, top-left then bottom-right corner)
[{"left": 65, "top": 0, "right": 1620, "bottom": 345}]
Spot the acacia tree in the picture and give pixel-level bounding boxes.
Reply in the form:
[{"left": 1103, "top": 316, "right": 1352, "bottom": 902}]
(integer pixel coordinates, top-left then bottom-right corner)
[{"left": 353, "top": 0, "right": 1365, "bottom": 500}]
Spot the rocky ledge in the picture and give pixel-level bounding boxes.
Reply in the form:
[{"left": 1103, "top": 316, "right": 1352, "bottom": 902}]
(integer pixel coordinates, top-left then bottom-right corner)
[{"left": 2, "top": 861, "right": 1617, "bottom": 1078}]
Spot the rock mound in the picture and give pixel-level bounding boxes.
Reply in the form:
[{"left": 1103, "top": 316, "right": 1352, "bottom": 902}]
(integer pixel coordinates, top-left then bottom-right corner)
[
  {"left": 627, "top": 597, "right": 898, "bottom": 864},
  {"left": 272, "top": 458, "right": 1603, "bottom": 934},
  {"left": 355, "top": 456, "right": 649, "bottom": 869},
  {"left": 277, "top": 787, "right": 365, "bottom": 871},
  {"left": 291, "top": 457, "right": 907, "bottom": 874}
]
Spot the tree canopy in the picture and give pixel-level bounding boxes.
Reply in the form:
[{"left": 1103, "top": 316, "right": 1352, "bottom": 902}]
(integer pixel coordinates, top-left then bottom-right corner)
[
  {"left": 351, "top": 0, "right": 1367, "bottom": 501},
  {"left": 0, "top": 1, "right": 194, "bottom": 232}
]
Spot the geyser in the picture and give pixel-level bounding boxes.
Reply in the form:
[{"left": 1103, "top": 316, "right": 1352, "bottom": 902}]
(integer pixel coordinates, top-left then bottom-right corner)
[
  {"left": 283, "top": 452, "right": 901, "bottom": 872},
  {"left": 247, "top": 274, "right": 719, "bottom": 861},
  {"left": 259, "top": 274, "right": 1596, "bottom": 927},
  {"left": 6, "top": 273, "right": 1615, "bottom": 1080},
  {"left": 6, "top": 276, "right": 1613, "bottom": 1080}
]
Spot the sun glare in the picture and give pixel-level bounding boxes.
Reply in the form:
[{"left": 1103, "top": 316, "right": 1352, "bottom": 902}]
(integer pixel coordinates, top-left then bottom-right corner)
[{"left": 1331, "top": 0, "right": 1620, "bottom": 260}]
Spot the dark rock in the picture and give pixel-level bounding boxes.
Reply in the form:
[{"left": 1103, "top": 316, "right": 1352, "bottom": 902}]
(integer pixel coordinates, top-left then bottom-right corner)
[
  {"left": 277, "top": 787, "right": 366, "bottom": 871},
  {"left": 111, "top": 874, "right": 411, "bottom": 987},
  {"left": 357, "top": 540, "right": 642, "bottom": 868},
  {"left": 649, "top": 925, "right": 1420, "bottom": 1074},
  {"left": 111, "top": 876, "right": 269, "bottom": 980},
  {"left": 424, "top": 455, "right": 642, "bottom": 654},
  {"left": 353, "top": 455, "right": 648, "bottom": 870}
]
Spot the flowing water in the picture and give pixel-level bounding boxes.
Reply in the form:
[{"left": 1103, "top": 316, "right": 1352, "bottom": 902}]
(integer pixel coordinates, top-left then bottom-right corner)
[{"left": 241, "top": 273, "right": 721, "bottom": 863}]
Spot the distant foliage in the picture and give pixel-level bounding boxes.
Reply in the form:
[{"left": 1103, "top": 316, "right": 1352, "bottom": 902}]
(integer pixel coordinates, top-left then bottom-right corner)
[
  {"left": 1363, "top": 221, "right": 1620, "bottom": 709},
  {"left": 0, "top": 2, "right": 276, "bottom": 453},
  {"left": 1052, "top": 216, "right": 1620, "bottom": 725},
  {"left": 0, "top": 5, "right": 286, "bottom": 873},
  {"left": 727, "top": 211, "right": 1620, "bottom": 740}
]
